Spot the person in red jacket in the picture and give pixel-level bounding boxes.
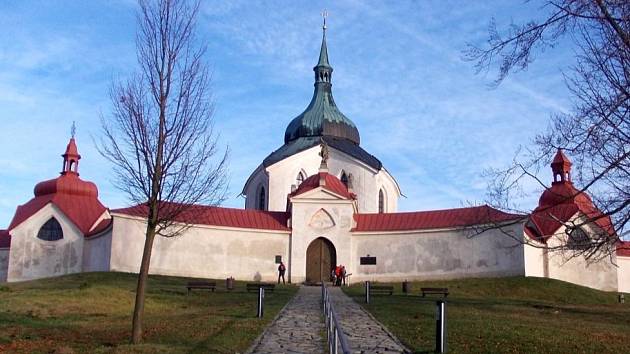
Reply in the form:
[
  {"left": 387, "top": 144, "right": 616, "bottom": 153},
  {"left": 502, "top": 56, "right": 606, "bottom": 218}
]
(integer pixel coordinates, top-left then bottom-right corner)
[{"left": 335, "top": 265, "right": 342, "bottom": 286}]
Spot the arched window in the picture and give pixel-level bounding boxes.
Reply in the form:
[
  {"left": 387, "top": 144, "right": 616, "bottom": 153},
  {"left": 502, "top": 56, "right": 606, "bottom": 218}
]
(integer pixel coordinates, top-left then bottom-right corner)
[
  {"left": 340, "top": 171, "right": 348, "bottom": 187},
  {"left": 568, "top": 227, "right": 589, "bottom": 250},
  {"left": 37, "top": 217, "right": 63, "bottom": 241},
  {"left": 258, "top": 186, "right": 266, "bottom": 211},
  {"left": 378, "top": 189, "right": 385, "bottom": 213},
  {"left": 296, "top": 171, "right": 305, "bottom": 187}
]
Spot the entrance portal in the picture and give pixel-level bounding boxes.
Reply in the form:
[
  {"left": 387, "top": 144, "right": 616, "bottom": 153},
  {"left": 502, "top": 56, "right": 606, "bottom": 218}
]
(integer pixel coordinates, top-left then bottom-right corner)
[{"left": 305, "top": 237, "right": 336, "bottom": 284}]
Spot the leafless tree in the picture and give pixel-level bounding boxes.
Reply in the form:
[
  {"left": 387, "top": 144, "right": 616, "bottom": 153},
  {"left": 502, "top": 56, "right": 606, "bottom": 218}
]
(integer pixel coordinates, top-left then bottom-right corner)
[
  {"left": 98, "top": 0, "right": 228, "bottom": 344},
  {"left": 464, "top": 0, "right": 629, "bottom": 261}
]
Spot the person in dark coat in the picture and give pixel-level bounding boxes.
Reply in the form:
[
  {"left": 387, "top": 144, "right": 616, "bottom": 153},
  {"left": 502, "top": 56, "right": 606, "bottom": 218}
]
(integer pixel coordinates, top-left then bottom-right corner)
[{"left": 278, "top": 261, "right": 286, "bottom": 284}]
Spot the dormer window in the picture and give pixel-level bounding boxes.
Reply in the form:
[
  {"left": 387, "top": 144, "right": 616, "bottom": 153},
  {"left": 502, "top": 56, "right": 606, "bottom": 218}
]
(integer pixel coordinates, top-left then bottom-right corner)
[
  {"left": 340, "top": 171, "right": 348, "bottom": 187},
  {"left": 379, "top": 189, "right": 385, "bottom": 213},
  {"left": 257, "top": 186, "right": 266, "bottom": 211},
  {"left": 37, "top": 217, "right": 63, "bottom": 241},
  {"left": 296, "top": 172, "right": 305, "bottom": 187}
]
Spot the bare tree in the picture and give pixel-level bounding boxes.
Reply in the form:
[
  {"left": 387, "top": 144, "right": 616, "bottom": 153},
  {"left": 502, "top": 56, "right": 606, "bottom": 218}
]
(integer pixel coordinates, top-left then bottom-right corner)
[
  {"left": 98, "top": 0, "right": 228, "bottom": 344},
  {"left": 464, "top": 0, "right": 629, "bottom": 260}
]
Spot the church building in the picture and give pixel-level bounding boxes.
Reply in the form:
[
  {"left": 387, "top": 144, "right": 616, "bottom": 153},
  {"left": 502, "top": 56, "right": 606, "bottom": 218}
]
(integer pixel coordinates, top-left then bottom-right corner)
[{"left": 1, "top": 27, "right": 627, "bottom": 292}]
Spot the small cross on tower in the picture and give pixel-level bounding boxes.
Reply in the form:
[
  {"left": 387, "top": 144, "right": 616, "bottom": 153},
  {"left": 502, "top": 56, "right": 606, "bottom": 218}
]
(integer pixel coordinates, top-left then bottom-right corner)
[{"left": 321, "top": 9, "right": 328, "bottom": 31}]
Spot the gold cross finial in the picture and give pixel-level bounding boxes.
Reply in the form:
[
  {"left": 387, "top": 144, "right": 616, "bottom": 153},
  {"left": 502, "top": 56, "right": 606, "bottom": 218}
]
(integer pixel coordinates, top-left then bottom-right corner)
[
  {"left": 321, "top": 9, "right": 328, "bottom": 31},
  {"left": 71, "top": 121, "right": 76, "bottom": 139}
]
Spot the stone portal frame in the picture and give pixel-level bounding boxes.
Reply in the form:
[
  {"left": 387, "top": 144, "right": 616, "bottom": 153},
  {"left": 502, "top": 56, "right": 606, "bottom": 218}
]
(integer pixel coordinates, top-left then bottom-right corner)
[{"left": 305, "top": 236, "right": 337, "bottom": 284}]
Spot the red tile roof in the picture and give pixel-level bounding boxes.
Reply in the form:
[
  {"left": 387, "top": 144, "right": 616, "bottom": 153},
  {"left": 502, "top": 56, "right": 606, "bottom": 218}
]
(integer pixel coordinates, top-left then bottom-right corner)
[
  {"left": 353, "top": 205, "right": 523, "bottom": 232},
  {"left": 9, "top": 194, "right": 107, "bottom": 235},
  {"left": 551, "top": 149, "right": 572, "bottom": 167},
  {"left": 617, "top": 241, "right": 630, "bottom": 257},
  {"left": 0, "top": 230, "right": 10, "bottom": 248},
  {"left": 112, "top": 202, "right": 290, "bottom": 231},
  {"left": 86, "top": 218, "right": 113, "bottom": 237},
  {"left": 290, "top": 172, "right": 354, "bottom": 199},
  {"left": 8, "top": 138, "right": 108, "bottom": 236},
  {"left": 529, "top": 182, "right": 615, "bottom": 242},
  {"left": 529, "top": 149, "right": 616, "bottom": 241}
]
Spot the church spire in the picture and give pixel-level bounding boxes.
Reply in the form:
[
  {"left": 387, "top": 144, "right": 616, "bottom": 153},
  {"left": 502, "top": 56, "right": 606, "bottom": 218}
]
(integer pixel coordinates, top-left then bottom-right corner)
[
  {"left": 314, "top": 10, "right": 332, "bottom": 84},
  {"left": 61, "top": 122, "right": 81, "bottom": 176},
  {"left": 551, "top": 148, "right": 572, "bottom": 183},
  {"left": 283, "top": 13, "right": 361, "bottom": 145}
]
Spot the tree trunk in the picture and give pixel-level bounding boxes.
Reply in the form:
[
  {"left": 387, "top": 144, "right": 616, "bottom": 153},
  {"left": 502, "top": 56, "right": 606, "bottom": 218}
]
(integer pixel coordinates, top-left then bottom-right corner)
[{"left": 131, "top": 222, "right": 157, "bottom": 344}]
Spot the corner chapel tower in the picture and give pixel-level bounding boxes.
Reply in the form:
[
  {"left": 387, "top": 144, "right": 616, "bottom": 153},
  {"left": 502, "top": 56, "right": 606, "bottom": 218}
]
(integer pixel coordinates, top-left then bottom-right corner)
[{"left": 242, "top": 18, "right": 401, "bottom": 213}]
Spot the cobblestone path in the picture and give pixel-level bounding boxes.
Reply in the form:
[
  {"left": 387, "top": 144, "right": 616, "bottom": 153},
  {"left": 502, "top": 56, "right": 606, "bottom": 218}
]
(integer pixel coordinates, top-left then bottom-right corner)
[
  {"left": 328, "top": 287, "right": 409, "bottom": 354},
  {"left": 248, "top": 286, "right": 325, "bottom": 354}
]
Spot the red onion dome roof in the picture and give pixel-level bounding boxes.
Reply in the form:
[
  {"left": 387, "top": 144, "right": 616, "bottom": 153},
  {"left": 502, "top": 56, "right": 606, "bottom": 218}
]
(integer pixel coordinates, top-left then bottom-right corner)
[
  {"left": 34, "top": 174, "right": 99, "bottom": 198},
  {"left": 8, "top": 137, "right": 108, "bottom": 236},
  {"left": 537, "top": 181, "right": 594, "bottom": 210}
]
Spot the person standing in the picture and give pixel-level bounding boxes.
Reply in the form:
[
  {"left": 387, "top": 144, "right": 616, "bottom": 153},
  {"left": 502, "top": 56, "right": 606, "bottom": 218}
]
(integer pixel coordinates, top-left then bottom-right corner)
[
  {"left": 277, "top": 261, "right": 286, "bottom": 284},
  {"left": 335, "top": 265, "right": 342, "bottom": 286},
  {"left": 341, "top": 265, "right": 347, "bottom": 286}
]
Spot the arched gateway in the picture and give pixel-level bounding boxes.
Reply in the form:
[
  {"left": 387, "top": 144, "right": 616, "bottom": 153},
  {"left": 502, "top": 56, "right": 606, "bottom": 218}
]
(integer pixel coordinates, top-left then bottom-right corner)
[{"left": 305, "top": 237, "right": 336, "bottom": 284}]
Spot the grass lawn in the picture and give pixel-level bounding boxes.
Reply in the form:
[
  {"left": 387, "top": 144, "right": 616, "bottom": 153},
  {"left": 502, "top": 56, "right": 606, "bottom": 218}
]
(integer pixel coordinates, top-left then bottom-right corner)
[
  {"left": 0, "top": 272, "right": 297, "bottom": 353},
  {"left": 343, "top": 277, "right": 630, "bottom": 353}
]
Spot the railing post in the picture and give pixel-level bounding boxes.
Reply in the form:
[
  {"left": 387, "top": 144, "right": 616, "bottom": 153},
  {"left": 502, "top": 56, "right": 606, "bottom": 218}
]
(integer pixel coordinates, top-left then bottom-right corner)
[
  {"left": 365, "top": 281, "right": 370, "bottom": 304},
  {"left": 435, "top": 300, "right": 447, "bottom": 353},
  {"left": 333, "top": 327, "right": 339, "bottom": 354},
  {"left": 321, "top": 283, "right": 352, "bottom": 354},
  {"left": 257, "top": 287, "right": 264, "bottom": 318}
]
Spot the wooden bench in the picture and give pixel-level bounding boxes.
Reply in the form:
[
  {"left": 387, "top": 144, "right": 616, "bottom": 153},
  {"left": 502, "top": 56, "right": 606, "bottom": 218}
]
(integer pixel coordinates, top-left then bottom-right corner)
[
  {"left": 186, "top": 281, "right": 216, "bottom": 294},
  {"left": 420, "top": 287, "right": 449, "bottom": 298},
  {"left": 246, "top": 283, "right": 275, "bottom": 293},
  {"left": 369, "top": 285, "right": 394, "bottom": 295}
]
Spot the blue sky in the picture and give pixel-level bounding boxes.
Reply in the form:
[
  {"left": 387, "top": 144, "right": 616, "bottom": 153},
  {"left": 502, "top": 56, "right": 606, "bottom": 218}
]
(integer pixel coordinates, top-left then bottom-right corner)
[{"left": 0, "top": 1, "right": 575, "bottom": 227}]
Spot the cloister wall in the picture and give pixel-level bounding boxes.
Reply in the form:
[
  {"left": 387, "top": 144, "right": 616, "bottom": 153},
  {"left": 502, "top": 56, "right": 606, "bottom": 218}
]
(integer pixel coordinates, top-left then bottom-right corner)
[
  {"left": 349, "top": 223, "right": 526, "bottom": 283},
  {"left": 109, "top": 214, "right": 290, "bottom": 282}
]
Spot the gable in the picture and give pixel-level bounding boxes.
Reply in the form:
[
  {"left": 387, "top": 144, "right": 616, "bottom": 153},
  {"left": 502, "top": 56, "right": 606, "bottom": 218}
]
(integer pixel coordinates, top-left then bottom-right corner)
[
  {"left": 309, "top": 208, "right": 336, "bottom": 229},
  {"left": 291, "top": 187, "right": 348, "bottom": 200}
]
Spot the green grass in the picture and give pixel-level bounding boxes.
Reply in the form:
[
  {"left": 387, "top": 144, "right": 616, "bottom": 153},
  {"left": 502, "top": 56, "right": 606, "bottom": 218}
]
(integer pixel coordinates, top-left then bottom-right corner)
[
  {"left": 343, "top": 277, "right": 630, "bottom": 353},
  {"left": 0, "top": 272, "right": 297, "bottom": 353}
]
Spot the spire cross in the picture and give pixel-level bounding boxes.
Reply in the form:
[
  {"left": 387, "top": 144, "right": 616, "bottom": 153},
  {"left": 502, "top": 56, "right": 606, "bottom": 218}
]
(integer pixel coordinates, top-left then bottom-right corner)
[
  {"left": 321, "top": 9, "right": 328, "bottom": 31},
  {"left": 70, "top": 121, "right": 76, "bottom": 139}
]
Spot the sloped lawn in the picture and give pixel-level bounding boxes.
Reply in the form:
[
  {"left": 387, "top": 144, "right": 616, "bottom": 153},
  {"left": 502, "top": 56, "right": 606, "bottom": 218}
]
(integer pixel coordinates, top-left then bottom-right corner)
[
  {"left": 0, "top": 272, "right": 297, "bottom": 353},
  {"left": 343, "top": 277, "right": 630, "bottom": 353}
]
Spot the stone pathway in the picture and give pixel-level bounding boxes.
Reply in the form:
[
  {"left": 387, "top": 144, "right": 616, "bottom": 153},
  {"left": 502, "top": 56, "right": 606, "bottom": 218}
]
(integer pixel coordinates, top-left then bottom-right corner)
[
  {"left": 247, "top": 285, "right": 409, "bottom": 354},
  {"left": 248, "top": 286, "right": 325, "bottom": 354},
  {"left": 328, "top": 287, "right": 409, "bottom": 354}
]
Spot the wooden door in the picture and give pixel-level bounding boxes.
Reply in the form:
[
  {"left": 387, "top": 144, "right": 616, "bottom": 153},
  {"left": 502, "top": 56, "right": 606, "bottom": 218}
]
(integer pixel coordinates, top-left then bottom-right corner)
[{"left": 306, "top": 238, "right": 336, "bottom": 283}]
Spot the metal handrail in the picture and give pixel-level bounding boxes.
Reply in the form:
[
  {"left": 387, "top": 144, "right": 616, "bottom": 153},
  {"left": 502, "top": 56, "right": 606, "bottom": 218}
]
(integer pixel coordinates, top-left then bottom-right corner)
[{"left": 321, "top": 283, "right": 352, "bottom": 354}]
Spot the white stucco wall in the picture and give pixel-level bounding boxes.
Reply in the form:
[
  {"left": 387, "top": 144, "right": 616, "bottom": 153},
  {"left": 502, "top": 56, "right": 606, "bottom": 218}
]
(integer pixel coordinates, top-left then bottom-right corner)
[
  {"left": 523, "top": 239, "right": 546, "bottom": 277},
  {"left": 545, "top": 250, "right": 618, "bottom": 291},
  {"left": 0, "top": 248, "right": 8, "bottom": 282},
  {"left": 7, "top": 204, "right": 84, "bottom": 282},
  {"left": 350, "top": 223, "right": 526, "bottom": 283},
  {"left": 82, "top": 229, "right": 112, "bottom": 272},
  {"left": 289, "top": 190, "right": 356, "bottom": 283},
  {"left": 618, "top": 256, "right": 630, "bottom": 293},
  {"left": 539, "top": 218, "right": 618, "bottom": 291},
  {"left": 109, "top": 214, "right": 290, "bottom": 282},
  {"left": 244, "top": 145, "right": 400, "bottom": 213}
]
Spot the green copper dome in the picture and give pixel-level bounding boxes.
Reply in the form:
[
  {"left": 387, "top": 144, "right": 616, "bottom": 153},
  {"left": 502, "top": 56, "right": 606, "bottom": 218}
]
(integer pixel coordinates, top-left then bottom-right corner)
[{"left": 284, "top": 28, "right": 360, "bottom": 145}]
